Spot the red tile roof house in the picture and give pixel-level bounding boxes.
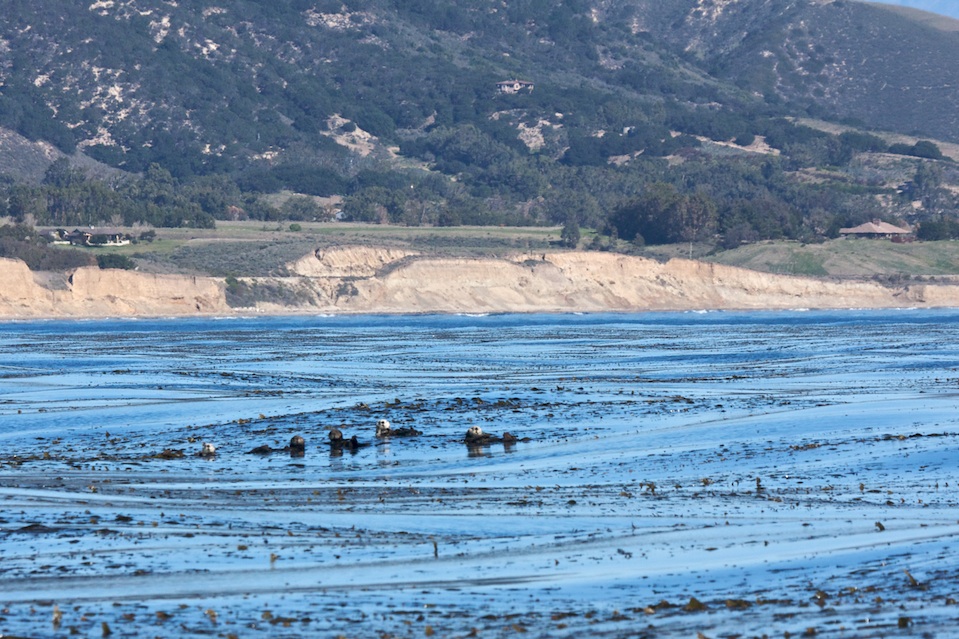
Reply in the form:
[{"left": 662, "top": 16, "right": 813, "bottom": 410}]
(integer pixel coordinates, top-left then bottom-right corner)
[{"left": 838, "top": 219, "right": 912, "bottom": 240}]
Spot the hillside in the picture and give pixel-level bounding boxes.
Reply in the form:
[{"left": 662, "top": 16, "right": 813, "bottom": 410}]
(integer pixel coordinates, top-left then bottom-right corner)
[
  {"left": 2, "top": 0, "right": 959, "bottom": 263},
  {"left": 706, "top": 237, "right": 959, "bottom": 279},
  {"left": 5, "top": 0, "right": 959, "bottom": 162},
  {"left": 635, "top": 0, "right": 959, "bottom": 142}
]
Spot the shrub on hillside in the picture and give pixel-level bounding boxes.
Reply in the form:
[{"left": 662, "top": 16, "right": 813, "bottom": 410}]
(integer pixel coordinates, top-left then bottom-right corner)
[
  {"left": 96, "top": 254, "right": 137, "bottom": 270},
  {"left": 917, "top": 218, "right": 959, "bottom": 240}
]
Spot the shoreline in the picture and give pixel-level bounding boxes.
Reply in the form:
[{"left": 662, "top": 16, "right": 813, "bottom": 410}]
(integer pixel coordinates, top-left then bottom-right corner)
[{"left": 4, "top": 304, "right": 958, "bottom": 325}]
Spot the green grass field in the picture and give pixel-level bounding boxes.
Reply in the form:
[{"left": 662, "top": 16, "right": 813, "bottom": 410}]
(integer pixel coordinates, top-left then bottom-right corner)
[
  {"left": 47, "top": 221, "right": 959, "bottom": 280},
  {"left": 72, "top": 222, "right": 565, "bottom": 276},
  {"left": 705, "top": 237, "right": 959, "bottom": 279}
]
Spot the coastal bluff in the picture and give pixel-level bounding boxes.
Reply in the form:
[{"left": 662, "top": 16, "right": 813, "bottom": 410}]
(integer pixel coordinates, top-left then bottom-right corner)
[
  {"left": 3, "top": 248, "right": 959, "bottom": 319},
  {"left": 0, "top": 257, "right": 227, "bottom": 318}
]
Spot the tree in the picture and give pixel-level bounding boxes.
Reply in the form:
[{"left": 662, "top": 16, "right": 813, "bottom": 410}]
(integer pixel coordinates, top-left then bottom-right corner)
[
  {"left": 542, "top": 189, "right": 602, "bottom": 229},
  {"left": 676, "top": 192, "right": 718, "bottom": 245},
  {"left": 341, "top": 187, "right": 407, "bottom": 223},
  {"left": 917, "top": 218, "right": 959, "bottom": 241},
  {"left": 560, "top": 216, "right": 581, "bottom": 248},
  {"left": 608, "top": 183, "right": 682, "bottom": 245},
  {"left": 889, "top": 140, "right": 944, "bottom": 160},
  {"left": 609, "top": 184, "right": 718, "bottom": 247},
  {"left": 914, "top": 162, "right": 942, "bottom": 192},
  {"left": 42, "top": 158, "right": 86, "bottom": 189},
  {"left": 280, "top": 196, "right": 325, "bottom": 221},
  {"left": 912, "top": 140, "right": 944, "bottom": 160},
  {"left": 906, "top": 162, "right": 951, "bottom": 214},
  {"left": 838, "top": 131, "right": 887, "bottom": 153}
]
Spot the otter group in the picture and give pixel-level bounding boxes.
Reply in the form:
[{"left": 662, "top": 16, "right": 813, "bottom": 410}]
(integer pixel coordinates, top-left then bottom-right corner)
[{"left": 196, "top": 420, "right": 526, "bottom": 458}]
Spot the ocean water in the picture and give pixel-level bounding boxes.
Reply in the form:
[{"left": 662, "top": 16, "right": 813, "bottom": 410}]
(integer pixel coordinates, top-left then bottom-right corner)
[{"left": 0, "top": 310, "right": 957, "bottom": 637}]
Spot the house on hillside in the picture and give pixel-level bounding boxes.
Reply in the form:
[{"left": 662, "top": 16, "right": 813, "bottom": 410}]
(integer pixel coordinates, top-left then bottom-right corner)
[
  {"left": 496, "top": 79, "right": 534, "bottom": 94},
  {"left": 67, "top": 228, "right": 132, "bottom": 246},
  {"left": 67, "top": 229, "right": 92, "bottom": 246},
  {"left": 839, "top": 219, "right": 912, "bottom": 240},
  {"left": 42, "top": 228, "right": 71, "bottom": 244}
]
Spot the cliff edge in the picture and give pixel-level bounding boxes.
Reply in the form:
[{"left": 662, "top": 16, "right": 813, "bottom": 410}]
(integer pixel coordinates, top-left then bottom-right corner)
[
  {"left": 0, "top": 257, "right": 228, "bottom": 318},
  {"left": 3, "top": 248, "right": 959, "bottom": 319}
]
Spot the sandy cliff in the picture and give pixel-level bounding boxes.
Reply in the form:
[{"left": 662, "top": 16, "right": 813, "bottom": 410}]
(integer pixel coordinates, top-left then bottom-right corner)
[
  {"left": 3, "top": 247, "right": 959, "bottom": 319},
  {"left": 327, "top": 250, "right": 959, "bottom": 313},
  {"left": 0, "top": 258, "right": 228, "bottom": 318},
  {"left": 288, "top": 246, "right": 418, "bottom": 278}
]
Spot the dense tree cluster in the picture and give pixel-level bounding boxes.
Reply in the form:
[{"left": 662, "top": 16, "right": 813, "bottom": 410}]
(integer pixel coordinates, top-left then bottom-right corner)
[
  {"left": 917, "top": 218, "right": 959, "bottom": 240},
  {"left": 609, "top": 184, "right": 717, "bottom": 246},
  {"left": 1, "top": 160, "right": 217, "bottom": 229}
]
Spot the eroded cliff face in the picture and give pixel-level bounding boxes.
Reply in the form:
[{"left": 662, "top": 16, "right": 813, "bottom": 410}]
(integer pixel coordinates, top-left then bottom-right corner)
[
  {"left": 0, "top": 258, "right": 229, "bottom": 318},
  {"left": 3, "top": 248, "right": 959, "bottom": 319},
  {"left": 288, "top": 246, "right": 418, "bottom": 278},
  {"left": 334, "top": 251, "right": 959, "bottom": 313}
]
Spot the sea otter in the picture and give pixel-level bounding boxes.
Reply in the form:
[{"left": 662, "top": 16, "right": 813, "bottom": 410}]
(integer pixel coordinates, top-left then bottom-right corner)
[
  {"left": 464, "top": 425, "right": 494, "bottom": 445},
  {"left": 247, "top": 444, "right": 273, "bottom": 455},
  {"left": 375, "top": 419, "right": 422, "bottom": 438},
  {"left": 330, "top": 429, "right": 367, "bottom": 451},
  {"left": 464, "top": 426, "right": 529, "bottom": 446},
  {"left": 246, "top": 435, "right": 307, "bottom": 455},
  {"left": 288, "top": 435, "right": 306, "bottom": 457}
]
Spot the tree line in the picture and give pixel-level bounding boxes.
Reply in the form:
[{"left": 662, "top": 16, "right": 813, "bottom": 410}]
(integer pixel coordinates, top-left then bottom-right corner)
[{"left": 4, "top": 128, "right": 958, "bottom": 250}]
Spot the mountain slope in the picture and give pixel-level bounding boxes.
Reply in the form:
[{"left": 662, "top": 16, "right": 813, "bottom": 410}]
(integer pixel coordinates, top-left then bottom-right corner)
[
  {"left": 623, "top": 0, "right": 959, "bottom": 142},
  {"left": 2, "top": 0, "right": 959, "bottom": 176},
  {"left": 1, "top": 0, "right": 959, "bottom": 255}
]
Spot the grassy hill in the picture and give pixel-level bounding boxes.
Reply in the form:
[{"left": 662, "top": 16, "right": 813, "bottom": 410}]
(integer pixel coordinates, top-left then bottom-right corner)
[
  {"left": 49, "top": 221, "right": 564, "bottom": 277},
  {"left": 707, "top": 238, "right": 959, "bottom": 279}
]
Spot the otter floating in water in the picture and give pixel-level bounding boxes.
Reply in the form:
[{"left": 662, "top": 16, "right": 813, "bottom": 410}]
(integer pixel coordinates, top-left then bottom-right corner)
[
  {"left": 246, "top": 435, "right": 307, "bottom": 456},
  {"left": 198, "top": 442, "right": 217, "bottom": 458},
  {"left": 329, "top": 428, "right": 367, "bottom": 452},
  {"left": 464, "top": 426, "right": 530, "bottom": 446},
  {"left": 464, "top": 425, "right": 494, "bottom": 445},
  {"left": 247, "top": 444, "right": 273, "bottom": 455},
  {"left": 289, "top": 435, "right": 305, "bottom": 457},
  {"left": 375, "top": 419, "right": 422, "bottom": 438}
]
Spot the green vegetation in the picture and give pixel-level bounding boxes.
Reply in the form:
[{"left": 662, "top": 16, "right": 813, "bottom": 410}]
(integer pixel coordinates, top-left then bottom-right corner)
[
  {"left": 1, "top": 0, "right": 958, "bottom": 264},
  {"left": 95, "top": 253, "right": 137, "bottom": 270},
  {"left": 7, "top": 218, "right": 959, "bottom": 281},
  {"left": 0, "top": 224, "right": 94, "bottom": 270},
  {"left": 708, "top": 238, "right": 959, "bottom": 278},
  {"left": 224, "top": 277, "right": 315, "bottom": 308}
]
